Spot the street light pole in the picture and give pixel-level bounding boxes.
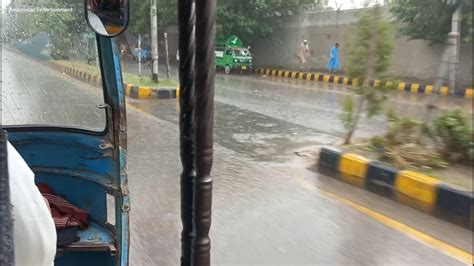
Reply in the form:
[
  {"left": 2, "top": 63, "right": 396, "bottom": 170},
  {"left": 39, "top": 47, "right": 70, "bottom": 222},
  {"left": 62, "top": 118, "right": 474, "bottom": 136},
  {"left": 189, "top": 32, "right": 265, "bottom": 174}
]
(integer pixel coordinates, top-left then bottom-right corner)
[{"left": 150, "top": 0, "right": 159, "bottom": 82}]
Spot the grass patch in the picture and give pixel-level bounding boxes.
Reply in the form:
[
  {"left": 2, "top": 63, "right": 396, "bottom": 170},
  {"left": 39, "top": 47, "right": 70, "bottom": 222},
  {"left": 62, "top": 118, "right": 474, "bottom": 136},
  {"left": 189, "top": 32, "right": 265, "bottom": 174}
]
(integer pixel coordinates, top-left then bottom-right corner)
[
  {"left": 122, "top": 74, "right": 176, "bottom": 87},
  {"left": 56, "top": 60, "right": 177, "bottom": 88}
]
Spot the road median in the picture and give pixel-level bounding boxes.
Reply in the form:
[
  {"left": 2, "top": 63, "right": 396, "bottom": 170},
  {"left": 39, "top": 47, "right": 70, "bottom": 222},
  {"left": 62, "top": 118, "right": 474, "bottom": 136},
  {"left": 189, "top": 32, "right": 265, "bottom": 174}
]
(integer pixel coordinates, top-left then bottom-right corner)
[
  {"left": 255, "top": 68, "right": 473, "bottom": 99},
  {"left": 318, "top": 146, "right": 473, "bottom": 230},
  {"left": 49, "top": 60, "right": 179, "bottom": 100}
]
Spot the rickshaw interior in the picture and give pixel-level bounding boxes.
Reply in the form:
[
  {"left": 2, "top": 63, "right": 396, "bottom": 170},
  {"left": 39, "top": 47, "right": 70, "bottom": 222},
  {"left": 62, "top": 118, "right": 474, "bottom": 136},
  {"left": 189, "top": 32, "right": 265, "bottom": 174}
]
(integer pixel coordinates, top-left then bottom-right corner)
[
  {"left": 3, "top": 0, "right": 215, "bottom": 264},
  {"left": 3, "top": 0, "right": 130, "bottom": 265}
]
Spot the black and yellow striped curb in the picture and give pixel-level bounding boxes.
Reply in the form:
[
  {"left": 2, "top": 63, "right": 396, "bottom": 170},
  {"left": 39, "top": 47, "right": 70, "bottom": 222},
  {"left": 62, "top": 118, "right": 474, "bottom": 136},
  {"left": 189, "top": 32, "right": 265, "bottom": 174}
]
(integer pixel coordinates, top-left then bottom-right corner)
[
  {"left": 318, "top": 147, "right": 473, "bottom": 229},
  {"left": 255, "top": 68, "right": 473, "bottom": 99},
  {"left": 48, "top": 61, "right": 179, "bottom": 100},
  {"left": 123, "top": 84, "right": 178, "bottom": 99}
]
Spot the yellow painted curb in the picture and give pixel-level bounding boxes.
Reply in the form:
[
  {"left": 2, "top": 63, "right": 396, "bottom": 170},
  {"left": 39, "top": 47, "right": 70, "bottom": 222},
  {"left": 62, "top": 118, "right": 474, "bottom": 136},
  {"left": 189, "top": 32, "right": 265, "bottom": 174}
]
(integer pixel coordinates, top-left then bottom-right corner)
[
  {"left": 465, "top": 88, "right": 473, "bottom": 99},
  {"left": 343, "top": 77, "right": 349, "bottom": 85},
  {"left": 398, "top": 82, "right": 406, "bottom": 91},
  {"left": 373, "top": 80, "right": 381, "bottom": 87},
  {"left": 440, "top": 86, "right": 449, "bottom": 95},
  {"left": 323, "top": 75, "right": 330, "bottom": 83},
  {"left": 425, "top": 85, "right": 433, "bottom": 94},
  {"left": 125, "top": 84, "right": 132, "bottom": 96},
  {"left": 395, "top": 170, "right": 440, "bottom": 213},
  {"left": 137, "top": 87, "right": 153, "bottom": 99},
  {"left": 352, "top": 78, "right": 360, "bottom": 86},
  {"left": 338, "top": 153, "right": 369, "bottom": 187}
]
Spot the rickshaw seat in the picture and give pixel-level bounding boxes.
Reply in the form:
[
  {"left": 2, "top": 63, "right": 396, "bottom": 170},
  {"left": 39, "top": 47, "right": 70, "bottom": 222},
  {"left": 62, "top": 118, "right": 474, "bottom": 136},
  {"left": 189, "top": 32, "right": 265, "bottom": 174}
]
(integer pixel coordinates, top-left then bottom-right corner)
[{"left": 57, "top": 223, "right": 115, "bottom": 253}]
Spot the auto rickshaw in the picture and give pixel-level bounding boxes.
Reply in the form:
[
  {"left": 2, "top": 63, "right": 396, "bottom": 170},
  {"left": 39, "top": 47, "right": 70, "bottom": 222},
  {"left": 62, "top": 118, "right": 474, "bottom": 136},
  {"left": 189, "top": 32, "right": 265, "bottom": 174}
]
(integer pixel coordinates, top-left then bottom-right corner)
[{"left": 1, "top": 0, "right": 215, "bottom": 265}]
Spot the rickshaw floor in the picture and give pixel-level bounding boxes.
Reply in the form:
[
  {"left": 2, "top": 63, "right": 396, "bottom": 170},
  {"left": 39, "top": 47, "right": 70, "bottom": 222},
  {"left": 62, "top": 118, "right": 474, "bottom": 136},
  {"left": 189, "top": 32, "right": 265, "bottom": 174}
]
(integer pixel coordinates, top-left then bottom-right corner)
[{"left": 56, "top": 223, "right": 115, "bottom": 253}]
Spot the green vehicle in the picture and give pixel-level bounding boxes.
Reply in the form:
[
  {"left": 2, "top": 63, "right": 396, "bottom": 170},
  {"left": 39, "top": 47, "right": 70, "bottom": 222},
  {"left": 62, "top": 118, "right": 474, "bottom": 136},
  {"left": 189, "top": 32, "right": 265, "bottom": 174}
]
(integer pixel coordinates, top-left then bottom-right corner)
[{"left": 215, "top": 35, "right": 253, "bottom": 74}]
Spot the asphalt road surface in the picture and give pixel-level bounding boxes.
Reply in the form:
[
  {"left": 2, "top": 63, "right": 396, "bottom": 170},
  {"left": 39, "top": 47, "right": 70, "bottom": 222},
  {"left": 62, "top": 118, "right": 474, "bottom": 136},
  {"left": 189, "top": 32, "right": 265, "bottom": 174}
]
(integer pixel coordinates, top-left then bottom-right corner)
[{"left": 2, "top": 49, "right": 472, "bottom": 265}]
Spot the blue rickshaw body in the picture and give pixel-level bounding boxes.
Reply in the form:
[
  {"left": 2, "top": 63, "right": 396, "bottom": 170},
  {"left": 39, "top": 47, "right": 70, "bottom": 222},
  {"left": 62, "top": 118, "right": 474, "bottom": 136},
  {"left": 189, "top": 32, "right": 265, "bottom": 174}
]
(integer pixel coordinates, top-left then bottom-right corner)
[{"left": 4, "top": 36, "right": 130, "bottom": 266}]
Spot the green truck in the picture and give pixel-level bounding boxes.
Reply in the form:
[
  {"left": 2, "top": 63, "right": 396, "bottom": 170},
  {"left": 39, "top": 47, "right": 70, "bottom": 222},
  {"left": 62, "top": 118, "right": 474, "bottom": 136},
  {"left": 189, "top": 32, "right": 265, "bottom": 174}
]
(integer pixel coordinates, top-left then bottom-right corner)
[{"left": 215, "top": 35, "right": 253, "bottom": 74}]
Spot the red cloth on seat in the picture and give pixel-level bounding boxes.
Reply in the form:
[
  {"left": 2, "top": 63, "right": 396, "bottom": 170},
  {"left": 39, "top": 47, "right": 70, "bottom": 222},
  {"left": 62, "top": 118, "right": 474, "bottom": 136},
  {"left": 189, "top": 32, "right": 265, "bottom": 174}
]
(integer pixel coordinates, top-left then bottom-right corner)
[{"left": 38, "top": 183, "right": 89, "bottom": 230}]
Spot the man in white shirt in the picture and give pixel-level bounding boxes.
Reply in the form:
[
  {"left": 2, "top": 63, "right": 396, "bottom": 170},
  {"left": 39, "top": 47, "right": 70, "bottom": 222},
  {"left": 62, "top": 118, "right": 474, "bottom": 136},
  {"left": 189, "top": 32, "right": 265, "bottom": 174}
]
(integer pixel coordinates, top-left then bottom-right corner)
[
  {"left": 298, "top": 40, "right": 310, "bottom": 71},
  {"left": 7, "top": 141, "right": 57, "bottom": 266}
]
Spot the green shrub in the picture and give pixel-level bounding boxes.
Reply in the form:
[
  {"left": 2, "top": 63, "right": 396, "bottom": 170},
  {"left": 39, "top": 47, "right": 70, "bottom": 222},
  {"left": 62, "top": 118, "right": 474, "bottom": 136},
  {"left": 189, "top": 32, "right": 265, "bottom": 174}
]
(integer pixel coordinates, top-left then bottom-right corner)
[
  {"left": 370, "top": 136, "right": 386, "bottom": 149},
  {"left": 385, "top": 116, "right": 422, "bottom": 146},
  {"left": 434, "top": 109, "right": 473, "bottom": 161}
]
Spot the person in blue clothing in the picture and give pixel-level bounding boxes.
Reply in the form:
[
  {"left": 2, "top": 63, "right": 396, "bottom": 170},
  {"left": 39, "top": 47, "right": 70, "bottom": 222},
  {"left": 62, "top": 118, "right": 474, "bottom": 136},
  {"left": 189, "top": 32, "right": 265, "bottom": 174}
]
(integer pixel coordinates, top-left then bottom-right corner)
[{"left": 327, "top": 43, "right": 340, "bottom": 72}]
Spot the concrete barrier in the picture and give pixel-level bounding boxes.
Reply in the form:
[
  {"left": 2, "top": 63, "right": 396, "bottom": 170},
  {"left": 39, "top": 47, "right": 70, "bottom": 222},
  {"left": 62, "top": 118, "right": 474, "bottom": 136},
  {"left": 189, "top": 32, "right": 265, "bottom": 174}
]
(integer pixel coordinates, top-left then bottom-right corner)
[
  {"left": 317, "top": 147, "right": 473, "bottom": 229},
  {"left": 48, "top": 61, "right": 179, "bottom": 100},
  {"left": 256, "top": 68, "right": 472, "bottom": 99}
]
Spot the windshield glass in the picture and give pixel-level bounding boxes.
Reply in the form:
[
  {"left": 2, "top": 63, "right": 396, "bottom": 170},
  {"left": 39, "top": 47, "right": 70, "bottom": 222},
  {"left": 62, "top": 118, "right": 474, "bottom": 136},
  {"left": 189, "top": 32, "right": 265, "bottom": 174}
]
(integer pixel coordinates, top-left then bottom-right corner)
[
  {"left": 233, "top": 48, "right": 250, "bottom": 56},
  {"left": 2, "top": 0, "right": 106, "bottom": 131}
]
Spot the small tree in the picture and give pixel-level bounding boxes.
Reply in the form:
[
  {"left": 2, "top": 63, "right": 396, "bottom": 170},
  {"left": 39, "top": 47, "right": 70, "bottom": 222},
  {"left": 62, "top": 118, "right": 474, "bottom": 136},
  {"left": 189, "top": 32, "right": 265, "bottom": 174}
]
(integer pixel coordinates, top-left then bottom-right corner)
[
  {"left": 341, "top": 4, "right": 394, "bottom": 145},
  {"left": 391, "top": 0, "right": 473, "bottom": 44}
]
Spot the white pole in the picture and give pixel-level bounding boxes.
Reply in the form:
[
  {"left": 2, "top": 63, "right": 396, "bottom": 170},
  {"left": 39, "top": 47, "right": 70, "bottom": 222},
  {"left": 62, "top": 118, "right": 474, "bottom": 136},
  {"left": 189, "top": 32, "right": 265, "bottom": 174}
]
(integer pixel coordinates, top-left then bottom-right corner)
[
  {"left": 138, "top": 34, "right": 142, "bottom": 77},
  {"left": 164, "top": 32, "right": 170, "bottom": 79},
  {"left": 150, "top": 0, "right": 159, "bottom": 82}
]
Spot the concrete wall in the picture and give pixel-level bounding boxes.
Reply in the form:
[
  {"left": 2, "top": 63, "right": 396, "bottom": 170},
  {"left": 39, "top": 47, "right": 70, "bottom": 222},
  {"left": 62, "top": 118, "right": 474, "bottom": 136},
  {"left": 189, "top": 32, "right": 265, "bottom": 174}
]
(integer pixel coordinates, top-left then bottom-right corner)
[{"left": 252, "top": 8, "right": 473, "bottom": 90}]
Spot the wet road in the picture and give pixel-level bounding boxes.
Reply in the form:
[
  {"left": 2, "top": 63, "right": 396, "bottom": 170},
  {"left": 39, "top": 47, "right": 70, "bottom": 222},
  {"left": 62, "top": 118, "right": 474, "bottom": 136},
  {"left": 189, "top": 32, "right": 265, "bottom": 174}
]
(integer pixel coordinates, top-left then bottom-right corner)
[
  {"left": 3, "top": 49, "right": 473, "bottom": 265},
  {"left": 2, "top": 50, "right": 105, "bottom": 130},
  {"left": 127, "top": 60, "right": 472, "bottom": 163}
]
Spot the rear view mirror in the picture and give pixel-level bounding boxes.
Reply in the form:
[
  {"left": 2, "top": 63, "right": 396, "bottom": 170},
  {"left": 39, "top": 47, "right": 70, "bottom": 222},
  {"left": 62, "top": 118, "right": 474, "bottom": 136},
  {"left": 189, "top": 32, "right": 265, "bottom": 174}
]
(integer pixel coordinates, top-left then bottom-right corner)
[{"left": 85, "top": 0, "right": 130, "bottom": 37}]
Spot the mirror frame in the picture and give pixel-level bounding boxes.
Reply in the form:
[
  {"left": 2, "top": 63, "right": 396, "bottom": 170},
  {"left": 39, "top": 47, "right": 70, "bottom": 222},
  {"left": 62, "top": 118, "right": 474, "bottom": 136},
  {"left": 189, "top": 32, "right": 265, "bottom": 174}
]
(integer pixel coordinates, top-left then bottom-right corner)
[{"left": 84, "top": 0, "right": 130, "bottom": 37}]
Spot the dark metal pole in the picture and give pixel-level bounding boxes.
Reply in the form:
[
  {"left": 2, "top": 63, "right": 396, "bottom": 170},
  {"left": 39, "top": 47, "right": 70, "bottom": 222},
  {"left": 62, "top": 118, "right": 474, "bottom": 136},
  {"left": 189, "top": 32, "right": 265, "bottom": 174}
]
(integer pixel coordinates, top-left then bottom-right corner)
[
  {"left": 178, "top": 0, "right": 196, "bottom": 265},
  {"left": 0, "top": 130, "right": 15, "bottom": 266},
  {"left": 192, "top": 0, "right": 216, "bottom": 265}
]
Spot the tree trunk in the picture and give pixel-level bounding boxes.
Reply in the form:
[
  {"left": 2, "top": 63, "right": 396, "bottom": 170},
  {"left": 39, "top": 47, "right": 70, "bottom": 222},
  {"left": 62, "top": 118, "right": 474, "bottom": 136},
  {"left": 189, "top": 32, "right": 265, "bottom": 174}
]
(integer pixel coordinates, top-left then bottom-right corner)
[{"left": 343, "top": 96, "right": 365, "bottom": 145}]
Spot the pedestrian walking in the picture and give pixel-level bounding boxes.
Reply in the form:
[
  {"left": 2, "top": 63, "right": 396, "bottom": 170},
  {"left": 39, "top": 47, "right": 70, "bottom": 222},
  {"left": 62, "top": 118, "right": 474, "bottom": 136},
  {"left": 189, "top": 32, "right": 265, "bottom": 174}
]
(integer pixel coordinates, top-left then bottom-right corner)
[
  {"left": 327, "top": 43, "right": 340, "bottom": 73},
  {"left": 119, "top": 43, "right": 126, "bottom": 71},
  {"left": 298, "top": 40, "right": 310, "bottom": 71}
]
